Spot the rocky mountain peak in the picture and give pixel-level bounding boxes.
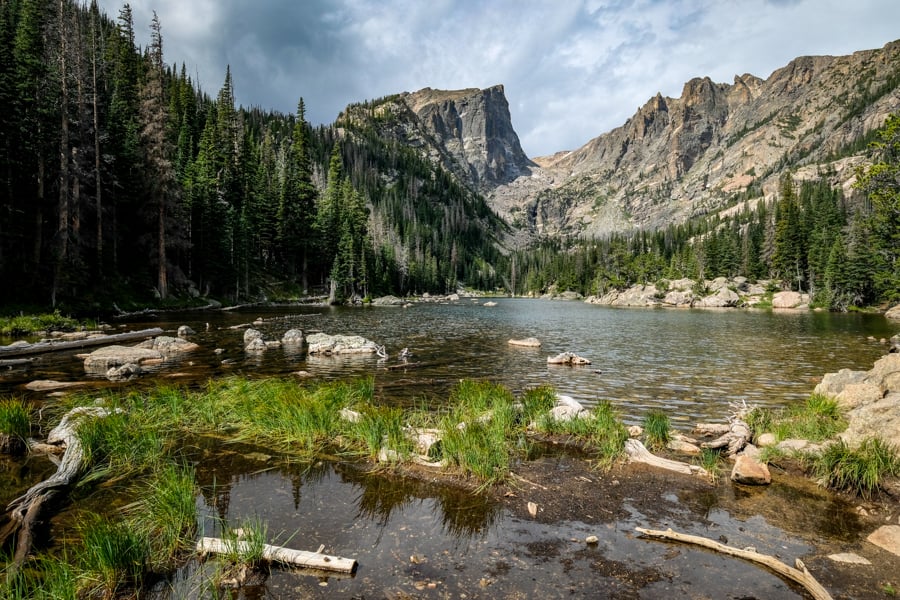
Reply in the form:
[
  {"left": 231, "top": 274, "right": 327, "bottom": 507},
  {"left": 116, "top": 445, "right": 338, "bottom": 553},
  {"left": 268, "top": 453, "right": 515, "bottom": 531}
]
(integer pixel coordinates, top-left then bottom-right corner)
[{"left": 403, "top": 84, "right": 535, "bottom": 189}]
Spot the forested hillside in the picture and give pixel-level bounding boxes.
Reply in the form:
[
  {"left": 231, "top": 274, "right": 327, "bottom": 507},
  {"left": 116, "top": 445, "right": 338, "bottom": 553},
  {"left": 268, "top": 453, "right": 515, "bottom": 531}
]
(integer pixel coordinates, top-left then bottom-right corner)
[
  {"left": 0, "top": 0, "right": 504, "bottom": 310},
  {"left": 0, "top": 0, "right": 897, "bottom": 313}
]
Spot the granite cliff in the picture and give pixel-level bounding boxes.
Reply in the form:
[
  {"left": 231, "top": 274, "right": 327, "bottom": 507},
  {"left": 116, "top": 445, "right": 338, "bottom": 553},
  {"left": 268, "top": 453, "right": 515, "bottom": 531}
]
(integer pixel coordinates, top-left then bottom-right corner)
[{"left": 343, "top": 40, "right": 900, "bottom": 242}]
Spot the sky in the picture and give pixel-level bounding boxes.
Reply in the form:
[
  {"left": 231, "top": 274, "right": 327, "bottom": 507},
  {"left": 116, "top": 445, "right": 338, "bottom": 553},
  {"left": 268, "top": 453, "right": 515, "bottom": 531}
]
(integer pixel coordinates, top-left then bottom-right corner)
[{"left": 97, "top": 0, "right": 900, "bottom": 158}]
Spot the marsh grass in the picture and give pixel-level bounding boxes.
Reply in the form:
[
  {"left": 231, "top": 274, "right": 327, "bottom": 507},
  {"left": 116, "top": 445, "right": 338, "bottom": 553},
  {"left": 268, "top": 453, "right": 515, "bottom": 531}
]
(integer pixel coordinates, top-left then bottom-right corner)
[
  {"left": 643, "top": 410, "right": 671, "bottom": 450},
  {"left": 78, "top": 514, "right": 149, "bottom": 598},
  {"left": 0, "top": 398, "right": 30, "bottom": 454},
  {"left": 697, "top": 448, "right": 722, "bottom": 483},
  {"left": 814, "top": 438, "right": 900, "bottom": 498},
  {"left": 124, "top": 462, "right": 198, "bottom": 569},
  {"left": 0, "top": 311, "right": 85, "bottom": 337},
  {"left": 535, "top": 400, "right": 628, "bottom": 466},
  {"left": 346, "top": 405, "right": 412, "bottom": 460},
  {"left": 76, "top": 410, "right": 170, "bottom": 484},
  {"left": 0, "top": 555, "right": 78, "bottom": 600},
  {"left": 746, "top": 393, "right": 845, "bottom": 444},
  {"left": 223, "top": 517, "right": 268, "bottom": 568}
]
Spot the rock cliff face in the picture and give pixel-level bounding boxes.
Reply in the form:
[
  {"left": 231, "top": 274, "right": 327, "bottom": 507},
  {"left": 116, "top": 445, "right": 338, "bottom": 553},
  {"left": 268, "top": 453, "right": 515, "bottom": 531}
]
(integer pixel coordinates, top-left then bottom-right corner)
[
  {"left": 339, "top": 85, "right": 534, "bottom": 191},
  {"left": 343, "top": 40, "right": 900, "bottom": 242},
  {"left": 489, "top": 40, "right": 900, "bottom": 238}
]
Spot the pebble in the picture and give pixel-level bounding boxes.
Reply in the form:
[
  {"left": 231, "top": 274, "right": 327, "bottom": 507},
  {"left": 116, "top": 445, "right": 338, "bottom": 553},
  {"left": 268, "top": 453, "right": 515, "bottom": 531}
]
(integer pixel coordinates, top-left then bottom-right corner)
[{"left": 586, "top": 535, "right": 599, "bottom": 544}]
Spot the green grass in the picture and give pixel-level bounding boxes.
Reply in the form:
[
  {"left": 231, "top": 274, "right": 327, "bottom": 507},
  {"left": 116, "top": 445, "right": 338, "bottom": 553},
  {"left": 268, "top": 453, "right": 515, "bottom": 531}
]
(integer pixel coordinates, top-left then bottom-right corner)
[
  {"left": 535, "top": 400, "right": 629, "bottom": 466},
  {"left": 748, "top": 393, "right": 846, "bottom": 443},
  {"left": 0, "top": 310, "right": 90, "bottom": 337},
  {"left": 697, "top": 448, "right": 722, "bottom": 483},
  {"left": 643, "top": 410, "right": 671, "bottom": 451},
  {"left": 124, "top": 463, "right": 198, "bottom": 570},
  {"left": 0, "top": 398, "right": 30, "bottom": 444},
  {"left": 222, "top": 516, "right": 268, "bottom": 569},
  {"left": 77, "top": 514, "right": 149, "bottom": 598},
  {"left": 814, "top": 438, "right": 900, "bottom": 499},
  {"left": 345, "top": 405, "right": 413, "bottom": 461}
]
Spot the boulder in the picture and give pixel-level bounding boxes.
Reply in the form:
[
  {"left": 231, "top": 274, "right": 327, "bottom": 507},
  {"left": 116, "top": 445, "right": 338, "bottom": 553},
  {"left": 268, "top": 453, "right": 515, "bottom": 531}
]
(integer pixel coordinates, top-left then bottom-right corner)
[
  {"left": 137, "top": 336, "right": 199, "bottom": 353},
  {"left": 730, "top": 454, "right": 771, "bottom": 485},
  {"left": 508, "top": 337, "right": 541, "bottom": 347},
  {"left": 243, "top": 328, "right": 264, "bottom": 346},
  {"left": 814, "top": 368, "right": 868, "bottom": 397},
  {"left": 177, "top": 325, "right": 196, "bottom": 336},
  {"left": 707, "top": 277, "right": 730, "bottom": 292},
  {"left": 772, "top": 291, "right": 809, "bottom": 309},
  {"left": 549, "top": 404, "right": 588, "bottom": 422},
  {"left": 867, "top": 353, "right": 900, "bottom": 394},
  {"left": 306, "top": 333, "right": 378, "bottom": 355},
  {"left": 662, "top": 290, "right": 694, "bottom": 307},
  {"left": 695, "top": 287, "right": 740, "bottom": 308},
  {"left": 372, "top": 295, "right": 406, "bottom": 306},
  {"left": 667, "top": 439, "right": 702, "bottom": 454},
  {"left": 106, "top": 362, "right": 142, "bottom": 381},
  {"left": 841, "top": 391, "right": 900, "bottom": 448},
  {"left": 547, "top": 352, "right": 591, "bottom": 365},
  {"left": 83, "top": 345, "right": 163, "bottom": 373},
  {"left": 281, "top": 329, "right": 304, "bottom": 344},
  {"left": 24, "top": 380, "right": 85, "bottom": 392},
  {"left": 835, "top": 383, "right": 883, "bottom": 409},
  {"left": 776, "top": 438, "right": 811, "bottom": 453},
  {"left": 244, "top": 338, "right": 267, "bottom": 353},
  {"left": 885, "top": 304, "right": 900, "bottom": 321}
]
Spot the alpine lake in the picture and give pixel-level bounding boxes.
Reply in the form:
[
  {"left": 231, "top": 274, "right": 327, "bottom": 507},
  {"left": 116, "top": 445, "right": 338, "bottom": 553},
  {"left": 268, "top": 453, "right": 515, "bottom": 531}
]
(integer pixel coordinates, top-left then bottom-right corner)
[{"left": 2, "top": 298, "right": 898, "bottom": 599}]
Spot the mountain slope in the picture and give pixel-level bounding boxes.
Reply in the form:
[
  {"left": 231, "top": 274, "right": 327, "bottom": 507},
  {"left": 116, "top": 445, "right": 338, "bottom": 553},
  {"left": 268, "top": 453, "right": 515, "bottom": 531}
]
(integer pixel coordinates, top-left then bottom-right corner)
[{"left": 489, "top": 39, "right": 900, "bottom": 238}]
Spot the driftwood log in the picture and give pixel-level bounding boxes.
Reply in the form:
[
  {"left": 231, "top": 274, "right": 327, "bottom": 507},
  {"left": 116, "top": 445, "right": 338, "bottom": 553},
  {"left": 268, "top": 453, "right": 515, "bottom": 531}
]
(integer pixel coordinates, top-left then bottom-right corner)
[
  {"left": 624, "top": 439, "right": 708, "bottom": 477},
  {"left": 635, "top": 527, "right": 832, "bottom": 600},
  {"left": 0, "top": 328, "right": 163, "bottom": 359},
  {"left": 700, "top": 419, "right": 751, "bottom": 456},
  {"left": 196, "top": 537, "right": 357, "bottom": 574},
  {"left": 0, "top": 406, "right": 118, "bottom": 573}
]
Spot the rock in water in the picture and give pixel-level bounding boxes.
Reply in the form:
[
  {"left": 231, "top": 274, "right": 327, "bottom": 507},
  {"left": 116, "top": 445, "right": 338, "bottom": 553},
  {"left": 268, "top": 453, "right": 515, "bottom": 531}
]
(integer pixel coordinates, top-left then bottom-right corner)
[
  {"left": 281, "top": 329, "right": 304, "bottom": 344},
  {"left": 306, "top": 333, "right": 378, "bottom": 355},
  {"left": 730, "top": 454, "right": 771, "bottom": 485}
]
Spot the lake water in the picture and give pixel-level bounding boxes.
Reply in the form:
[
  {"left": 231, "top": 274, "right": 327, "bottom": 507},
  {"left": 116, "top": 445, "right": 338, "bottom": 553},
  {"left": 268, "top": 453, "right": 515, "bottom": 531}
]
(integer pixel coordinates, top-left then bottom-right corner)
[
  {"left": 4, "top": 298, "right": 894, "bottom": 424},
  {"left": 3, "top": 300, "right": 896, "bottom": 599}
]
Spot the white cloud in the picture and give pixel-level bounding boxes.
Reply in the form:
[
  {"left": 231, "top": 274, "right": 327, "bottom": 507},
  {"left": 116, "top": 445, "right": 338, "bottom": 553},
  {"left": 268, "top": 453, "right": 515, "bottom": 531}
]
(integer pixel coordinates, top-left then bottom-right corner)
[{"left": 98, "top": 0, "right": 900, "bottom": 157}]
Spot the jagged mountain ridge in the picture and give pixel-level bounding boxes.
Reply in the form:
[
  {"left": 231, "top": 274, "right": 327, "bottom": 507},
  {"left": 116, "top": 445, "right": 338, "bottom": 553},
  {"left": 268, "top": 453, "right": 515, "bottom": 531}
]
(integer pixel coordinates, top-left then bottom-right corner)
[{"left": 342, "top": 40, "right": 900, "bottom": 242}]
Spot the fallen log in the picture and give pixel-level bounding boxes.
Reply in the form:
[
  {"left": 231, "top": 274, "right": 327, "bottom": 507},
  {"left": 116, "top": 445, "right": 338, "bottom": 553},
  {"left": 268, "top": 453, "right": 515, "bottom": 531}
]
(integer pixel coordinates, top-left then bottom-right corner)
[
  {"left": 0, "top": 328, "right": 163, "bottom": 359},
  {"left": 624, "top": 439, "right": 707, "bottom": 477},
  {"left": 196, "top": 537, "right": 357, "bottom": 574},
  {"left": 635, "top": 527, "right": 832, "bottom": 600},
  {"left": 1, "top": 406, "right": 119, "bottom": 574}
]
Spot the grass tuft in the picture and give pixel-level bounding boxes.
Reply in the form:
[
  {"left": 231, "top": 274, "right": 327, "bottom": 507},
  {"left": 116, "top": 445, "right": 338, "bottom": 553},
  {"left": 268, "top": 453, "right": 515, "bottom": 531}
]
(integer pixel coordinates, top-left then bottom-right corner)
[
  {"left": 78, "top": 514, "right": 149, "bottom": 598},
  {"left": 643, "top": 410, "right": 671, "bottom": 451},
  {"left": 535, "top": 400, "right": 628, "bottom": 466},
  {"left": 814, "top": 438, "right": 900, "bottom": 499},
  {"left": 0, "top": 398, "right": 30, "bottom": 454}
]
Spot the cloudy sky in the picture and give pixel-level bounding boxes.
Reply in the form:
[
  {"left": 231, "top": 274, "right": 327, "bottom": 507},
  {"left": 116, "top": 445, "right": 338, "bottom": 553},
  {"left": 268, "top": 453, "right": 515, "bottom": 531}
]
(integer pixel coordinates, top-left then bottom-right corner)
[{"left": 97, "top": 0, "right": 900, "bottom": 158}]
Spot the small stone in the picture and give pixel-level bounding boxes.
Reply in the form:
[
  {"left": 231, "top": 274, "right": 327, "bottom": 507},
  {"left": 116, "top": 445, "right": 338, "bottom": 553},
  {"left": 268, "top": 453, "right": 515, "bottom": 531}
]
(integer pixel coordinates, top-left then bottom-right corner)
[
  {"left": 177, "top": 325, "right": 195, "bottom": 337},
  {"left": 731, "top": 454, "right": 771, "bottom": 485},
  {"left": 585, "top": 535, "right": 599, "bottom": 544},
  {"left": 628, "top": 425, "right": 643, "bottom": 437},
  {"left": 756, "top": 433, "right": 777, "bottom": 447},
  {"left": 527, "top": 501, "right": 538, "bottom": 517},
  {"left": 828, "top": 552, "right": 872, "bottom": 565}
]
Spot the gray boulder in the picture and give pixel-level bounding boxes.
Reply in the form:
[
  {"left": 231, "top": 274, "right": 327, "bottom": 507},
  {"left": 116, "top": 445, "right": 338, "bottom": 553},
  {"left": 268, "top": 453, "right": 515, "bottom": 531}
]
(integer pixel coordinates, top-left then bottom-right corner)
[
  {"left": 695, "top": 287, "right": 740, "bottom": 308},
  {"left": 106, "top": 362, "right": 142, "bottom": 381},
  {"left": 177, "top": 325, "right": 196, "bottom": 337},
  {"left": 885, "top": 304, "right": 900, "bottom": 321},
  {"left": 281, "top": 329, "right": 304, "bottom": 344},
  {"left": 137, "top": 336, "right": 199, "bottom": 353},
  {"left": 82, "top": 345, "right": 163, "bottom": 374},
  {"left": 814, "top": 368, "right": 868, "bottom": 397},
  {"left": 306, "top": 333, "right": 378, "bottom": 355},
  {"left": 243, "top": 328, "right": 264, "bottom": 346}
]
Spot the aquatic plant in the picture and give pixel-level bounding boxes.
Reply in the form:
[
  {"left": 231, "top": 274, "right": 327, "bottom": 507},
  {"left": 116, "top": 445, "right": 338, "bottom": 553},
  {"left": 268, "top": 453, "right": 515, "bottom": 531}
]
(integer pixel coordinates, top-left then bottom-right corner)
[
  {"left": 124, "top": 462, "right": 198, "bottom": 569},
  {"left": 697, "top": 448, "right": 722, "bottom": 483},
  {"left": 76, "top": 409, "right": 170, "bottom": 484},
  {"left": 222, "top": 516, "right": 268, "bottom": 569},
  {"left": 643, "top": 410, "right": 671, "bottom": 450},
  {"left": 814, "top": 438, "right": 900, "bottom": 498},
  {"left": 0, "top": 398, "right": 30, "bottom": 454},
  {"left": 345, "top": 405, "right": 413, "bottom": 461},
  {"left": 534, "top": 400, "right": 629, "bottom": 466},
  {"left": 77, "top": 514, "right": 149, "bottom": 598}
]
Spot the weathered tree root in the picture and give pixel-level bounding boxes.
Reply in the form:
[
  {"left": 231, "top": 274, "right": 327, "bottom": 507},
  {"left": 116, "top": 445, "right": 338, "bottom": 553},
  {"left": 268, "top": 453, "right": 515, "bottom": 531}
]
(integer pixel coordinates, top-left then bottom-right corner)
[
  {"left": 1, "top": 406, "right": 117, "bottom": 575},
  {"left": 635, "top": 527, "right": 833, "bottom": 600}
]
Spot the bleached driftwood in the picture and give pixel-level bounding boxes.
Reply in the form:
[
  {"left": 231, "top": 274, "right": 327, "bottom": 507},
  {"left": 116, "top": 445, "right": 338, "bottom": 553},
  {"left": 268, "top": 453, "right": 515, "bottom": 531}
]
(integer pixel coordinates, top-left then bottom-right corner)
[
  {"left": 693, "top": 423, "right": 731, "bottom": 435},
  {"left": 624, "top": 439, "right": 707, "bottom": 477},
  {"left": 196, "top": 537, "right": 357, "bottom": 574},
  {"left": 1, "top": 406, "right": 119, "bottom": 572},
  {"left": 0, "top": 328, "right": 163, "bottom": 358},
  {"left": 635, "top": 527, "right": 833, "bottom": 600},
  {"left": 700, "top": 419, "right": 751, "bottom": 456}
]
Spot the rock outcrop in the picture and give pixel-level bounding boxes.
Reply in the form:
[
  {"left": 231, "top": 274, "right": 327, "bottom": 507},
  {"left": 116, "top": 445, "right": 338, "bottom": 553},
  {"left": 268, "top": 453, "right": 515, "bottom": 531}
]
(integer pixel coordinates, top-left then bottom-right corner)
[
  {"left": 814, "top": 354, "right": 900, "bottom": 447},
  {"left": 306, "top": 333, "right": 379, "bottom": 355}
]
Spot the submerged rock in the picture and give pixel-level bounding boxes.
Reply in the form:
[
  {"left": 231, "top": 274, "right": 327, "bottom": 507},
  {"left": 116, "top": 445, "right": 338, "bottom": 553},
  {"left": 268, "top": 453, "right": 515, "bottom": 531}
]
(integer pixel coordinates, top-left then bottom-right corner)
[
  {"left": 106, "top": 362, "right": 142, "bottom": 382},
  {"left": 281, "top": 329, "right": 304, "bottom": 344},
  {"left": 867, "top": 525, "right": 900, "bottom": 558},
  {"left": 136, "top": 336, "right": 199, "bottom": 353},
  {"left": 177, "top": 325, "right": 196, "bottom": 337}
]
